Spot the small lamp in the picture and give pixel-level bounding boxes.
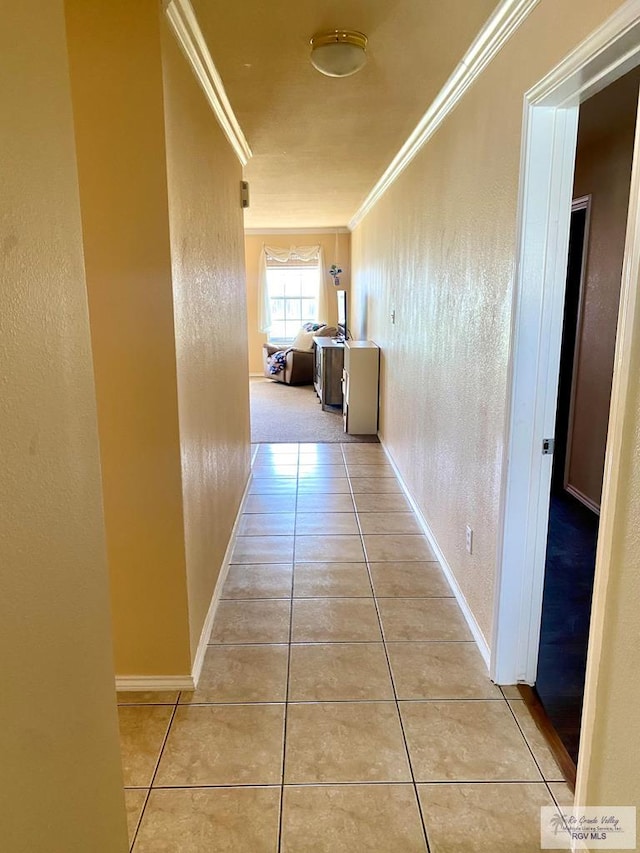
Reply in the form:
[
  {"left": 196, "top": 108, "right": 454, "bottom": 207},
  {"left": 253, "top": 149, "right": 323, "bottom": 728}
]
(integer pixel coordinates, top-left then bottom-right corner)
[{"left": 310, "top": 30, "right": 368, "bottom": 78}]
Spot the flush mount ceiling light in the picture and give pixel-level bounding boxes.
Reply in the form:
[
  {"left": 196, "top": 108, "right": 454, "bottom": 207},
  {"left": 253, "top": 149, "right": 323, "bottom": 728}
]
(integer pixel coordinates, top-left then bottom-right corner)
[{"left": 310, "top": 30, "right": 368, "bottom": 78}]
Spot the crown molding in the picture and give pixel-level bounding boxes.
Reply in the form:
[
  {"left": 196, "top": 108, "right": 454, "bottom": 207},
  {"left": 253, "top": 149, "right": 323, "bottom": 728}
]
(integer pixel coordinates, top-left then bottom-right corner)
[
  {"left": 348, "top": 0, "right": 539, "bottom": 230},
  {"left": 166, "top": 0, "right": 252, "bottom": 165},
  {"left": 244, "top": 226, "right": 351, "bottom": 235}
]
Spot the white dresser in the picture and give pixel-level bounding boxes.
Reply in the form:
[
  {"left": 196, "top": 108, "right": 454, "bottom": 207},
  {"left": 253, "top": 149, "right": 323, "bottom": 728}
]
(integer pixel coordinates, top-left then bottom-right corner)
[{"left": 342, "top": 341, "right": 379, "bottom": 435}]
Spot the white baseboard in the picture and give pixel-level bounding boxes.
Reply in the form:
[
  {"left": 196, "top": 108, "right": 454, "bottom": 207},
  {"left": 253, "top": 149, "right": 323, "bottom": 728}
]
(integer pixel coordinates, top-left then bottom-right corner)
[
  {"left": 378, "top": 435, "right": 492, "bottom": 669},
  {"left": 115, "top": 465, "right": 253, "bottom": 694},
  {"left": 565, "top": 483, "right": 600, "bottom": 515},
  {"left": 249, "top": 372, "right": 263, "bottom": 377},
  {"left": 189, "top": 465, "right": 253, "bottom": 688},
  {"left": 115, "top": 675, "right": 195, "bottom": 691}
]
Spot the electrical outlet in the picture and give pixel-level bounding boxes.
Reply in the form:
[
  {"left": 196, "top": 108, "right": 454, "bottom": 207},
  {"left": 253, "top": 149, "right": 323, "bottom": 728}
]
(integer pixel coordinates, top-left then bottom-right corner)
[{"left": 465, "top": 525, "right": 473, "bottom": 554}]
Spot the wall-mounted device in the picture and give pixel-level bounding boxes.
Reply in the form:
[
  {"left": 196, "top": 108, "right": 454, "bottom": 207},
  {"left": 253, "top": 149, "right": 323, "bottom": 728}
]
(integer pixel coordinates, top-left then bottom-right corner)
[{"left": 240, "top": 180, "right": 250, "bottom": 208}]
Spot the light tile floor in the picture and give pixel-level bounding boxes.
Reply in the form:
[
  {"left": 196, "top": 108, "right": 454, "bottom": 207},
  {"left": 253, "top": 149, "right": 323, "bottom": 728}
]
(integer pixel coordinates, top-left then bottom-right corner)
[{"left": 119, "top": 442, "right": 571, "bottom": 851}]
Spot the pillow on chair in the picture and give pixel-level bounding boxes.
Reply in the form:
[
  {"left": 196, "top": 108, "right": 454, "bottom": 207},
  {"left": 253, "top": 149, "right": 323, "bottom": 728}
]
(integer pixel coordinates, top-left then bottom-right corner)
[{"left": 291, "top": 327, "right": 317, "bottom": 351}]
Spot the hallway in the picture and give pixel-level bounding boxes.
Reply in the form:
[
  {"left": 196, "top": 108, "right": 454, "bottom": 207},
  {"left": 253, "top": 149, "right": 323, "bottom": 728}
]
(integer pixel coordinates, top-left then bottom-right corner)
[{"left": 119, "top": 442, "right": 570, "bottom": 851}]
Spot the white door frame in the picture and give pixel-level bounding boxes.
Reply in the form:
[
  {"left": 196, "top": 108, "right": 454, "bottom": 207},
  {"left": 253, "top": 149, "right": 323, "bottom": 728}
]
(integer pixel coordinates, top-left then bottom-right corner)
[
  {"left": 492, "top": 0, "right": 640, "bottom": 685},
  {"left": 563, "top": 195, "right": 596, "bottom": 514}
]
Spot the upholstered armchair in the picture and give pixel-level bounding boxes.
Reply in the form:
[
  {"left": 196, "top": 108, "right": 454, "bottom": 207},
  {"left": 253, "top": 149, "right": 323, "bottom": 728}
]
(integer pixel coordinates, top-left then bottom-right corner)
[
  {"left": 262, "top": 344, "right": 314, "bottom": 385},
  {"left": 262, "top": 324, "right": 338, "bottom": 386}
]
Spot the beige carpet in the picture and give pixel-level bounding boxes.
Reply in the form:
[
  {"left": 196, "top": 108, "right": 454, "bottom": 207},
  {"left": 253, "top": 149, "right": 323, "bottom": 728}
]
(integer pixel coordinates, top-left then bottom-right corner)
[{"left": 250, "top": 378, "right": 379, "bottom": 444}]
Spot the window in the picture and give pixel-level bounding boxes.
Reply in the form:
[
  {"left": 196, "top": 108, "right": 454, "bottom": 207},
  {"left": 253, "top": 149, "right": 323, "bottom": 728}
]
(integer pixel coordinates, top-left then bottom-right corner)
[{"left": 266, "top": 265, "right": 319, "bottom": 342}]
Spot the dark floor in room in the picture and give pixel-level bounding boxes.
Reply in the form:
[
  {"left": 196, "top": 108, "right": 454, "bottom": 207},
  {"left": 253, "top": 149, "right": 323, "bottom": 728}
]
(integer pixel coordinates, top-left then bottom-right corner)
[{"left": 536, "top": 491, "right": 599, "bottom": 764}]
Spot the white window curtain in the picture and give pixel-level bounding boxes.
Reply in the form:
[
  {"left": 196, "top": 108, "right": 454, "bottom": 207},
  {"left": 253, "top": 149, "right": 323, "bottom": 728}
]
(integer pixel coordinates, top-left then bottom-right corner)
[{"left": 257, "top": 244, "right": 329, "bottom": 333}]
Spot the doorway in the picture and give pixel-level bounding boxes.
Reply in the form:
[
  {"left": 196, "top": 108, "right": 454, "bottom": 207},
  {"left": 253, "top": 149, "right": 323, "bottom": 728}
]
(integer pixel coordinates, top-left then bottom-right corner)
[
  {"left": 535, "top": 199, "right": 599, "bottom": 765},
  {"left": 492, "top": 2, "right": 640, "bottom": 727},
  {"left": 534, "top": 69, "right": 640, "bottom": 766}
]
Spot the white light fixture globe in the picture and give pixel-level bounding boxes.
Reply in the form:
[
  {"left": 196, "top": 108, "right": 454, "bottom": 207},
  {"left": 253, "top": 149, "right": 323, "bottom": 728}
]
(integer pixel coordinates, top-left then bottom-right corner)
[{"left": 310, "top": 30, "right": 368, "bottom": 78}]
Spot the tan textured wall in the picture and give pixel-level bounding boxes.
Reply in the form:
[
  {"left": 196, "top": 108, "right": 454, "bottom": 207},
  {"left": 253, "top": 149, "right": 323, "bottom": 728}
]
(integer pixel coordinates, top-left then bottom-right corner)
[
  {"left": 569, "top": 76, "right": 638, "bottom": 508},
  {"left": 245, "top": 232, "right": 351, "bottom": 373},
  {"left": 161, "top": 25, "right": 251, "bottom": 658},
  {"left": 578, "top": 330, "right": 640, "bottom": 814},
  {"left": 65, "top": 0, "right": 191, "bottom": 675},
  {"left": 575, "top": 73, "right": 640, "bottom": 823},
  {"left": 0, "top": 2, "right": 127, "bottom": 849},
  {"left": 352, "top": 0, "right": 640, "bottom": 814},
  {"left": 351, "top": 0, "right": 625, "bottom": 649}
]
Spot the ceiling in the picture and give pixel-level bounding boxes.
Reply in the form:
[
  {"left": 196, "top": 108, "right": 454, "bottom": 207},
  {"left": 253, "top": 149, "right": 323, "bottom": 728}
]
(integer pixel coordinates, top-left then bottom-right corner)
[{"left": 192, "top": 0, "right": 499, "bottom": 230}]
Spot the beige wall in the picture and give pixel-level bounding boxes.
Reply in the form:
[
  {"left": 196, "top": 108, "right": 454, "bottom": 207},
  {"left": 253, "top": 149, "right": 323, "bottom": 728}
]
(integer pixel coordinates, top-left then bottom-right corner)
[
  {"left": 351, "top": 0, "right": 625, "bottom": 649},
  {"left": 569, "top": 71, "right": 639, "bottom": 509},
  {"left": 0, "top": 2, "right": 127, "bottom": 849},
  {"left": 575, "top": 71, "right": 640, "bottom": 824},
  {"left": 245, "top": 232, "right": 351, "bottom": 373},
  {"left": 351, "top": 0, "right": 639, "bottom": 814},
  {"left": 578, "top": 322, "right": 640, "bottom": 815},
  {"left": 65, "top": 0, "right": 251, "bottom": 674},
  {"left": 65, "top": 0, "right": 192, "bottom": 676},
  {"left": 161, "top": 24, "right": 251, "bottom": 658}
]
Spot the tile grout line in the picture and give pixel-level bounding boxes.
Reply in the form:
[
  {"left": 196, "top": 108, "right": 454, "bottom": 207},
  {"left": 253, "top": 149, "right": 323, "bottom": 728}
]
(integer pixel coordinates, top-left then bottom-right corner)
[
  {"left": 135, "top": 697, "right": 508, "bottom": 707},
  {"left": 207, "top": 639, "right": 478, "bottom": 646},
  {"left": 134, "top": 445, "right": 554, "bottom": 845},
  {"left": 350, "top": 463, "right": 556, "bottom": 828},
  {"left": 220, "top": 596, "right": 454, "bottom": 602},
  {"left": 502, "top": 690, "right": 568, "bottom": 810},
  {"left": 222, "top": 592, "right": 452, "bottom": 600},
  {"left": 127, "top": 443, "right": 428, "bottom": 849},
  {"left": 345, "top": 446, "right": 433, "bottom": 853},
  {"left": 277, "top": 442, "right": 298, "bottom": 853},
  {"left": 129, "top": 695, "right": 180, "bottom": 851},
  {"left": 364, "top": 553, "right": 433, "bottom": 851},
  {"left": 131, "top": 779, "right": 559, "bottom": 791}
]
